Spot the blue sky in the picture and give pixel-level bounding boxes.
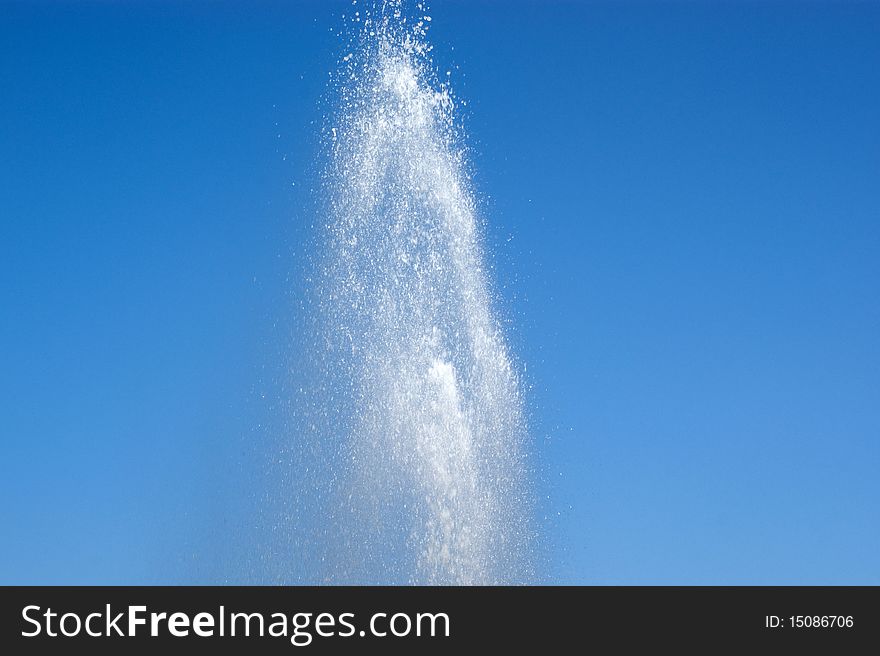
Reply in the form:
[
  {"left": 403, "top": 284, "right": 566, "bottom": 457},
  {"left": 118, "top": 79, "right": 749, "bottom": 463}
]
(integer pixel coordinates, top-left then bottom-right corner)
[{"left": 1, "top": 1, "right": 878, "bottom": 584}]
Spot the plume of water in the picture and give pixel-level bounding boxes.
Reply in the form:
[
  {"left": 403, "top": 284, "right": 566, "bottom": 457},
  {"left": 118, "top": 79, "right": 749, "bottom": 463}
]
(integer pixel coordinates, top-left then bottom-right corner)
[{"left": 295, "top": 1, "right": 533, "bottom": 585}]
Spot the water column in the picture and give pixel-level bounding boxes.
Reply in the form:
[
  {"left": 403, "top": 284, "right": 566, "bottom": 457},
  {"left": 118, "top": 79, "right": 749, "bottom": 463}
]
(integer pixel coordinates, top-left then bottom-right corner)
[{"left": 313, "top": 1, "right": 533, "bottom": 584}]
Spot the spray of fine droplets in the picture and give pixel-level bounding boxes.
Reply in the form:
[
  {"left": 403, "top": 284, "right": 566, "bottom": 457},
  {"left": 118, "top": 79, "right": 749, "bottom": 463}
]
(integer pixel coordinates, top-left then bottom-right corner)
[{"left": 289, "top": 0, "right": 535, "bottom": 585}]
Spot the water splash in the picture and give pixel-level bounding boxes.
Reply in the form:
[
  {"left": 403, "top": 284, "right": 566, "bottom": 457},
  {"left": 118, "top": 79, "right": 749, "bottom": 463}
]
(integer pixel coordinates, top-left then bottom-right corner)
[{"left": 299, "top": 1, "right": 533, "bottom": 585}]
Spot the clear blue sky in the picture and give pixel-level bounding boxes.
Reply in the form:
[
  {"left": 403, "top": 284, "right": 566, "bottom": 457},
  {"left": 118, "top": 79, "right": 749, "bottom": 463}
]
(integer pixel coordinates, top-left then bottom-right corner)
[{"left": 1, "top": 1, "right": 878, "bottom": 584}]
